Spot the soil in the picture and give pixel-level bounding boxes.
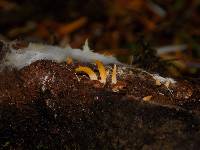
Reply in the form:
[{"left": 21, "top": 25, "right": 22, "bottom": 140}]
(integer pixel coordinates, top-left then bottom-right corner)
[{"left": 0, "top": 43, "right": 200, "bottom": 149}]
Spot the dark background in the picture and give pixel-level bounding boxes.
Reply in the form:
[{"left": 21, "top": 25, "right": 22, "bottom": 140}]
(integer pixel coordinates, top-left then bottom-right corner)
[{"left": 0, "top": 0, "right": 199, "bottom": 77}]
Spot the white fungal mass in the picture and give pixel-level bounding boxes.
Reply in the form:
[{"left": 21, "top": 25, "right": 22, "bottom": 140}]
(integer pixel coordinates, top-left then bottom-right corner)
[
  {"left": 152, "top": 74, "right": 176, "bottom": 84},
  {"left": 2, "top": 41, "right": 120, "bottom": 69}
]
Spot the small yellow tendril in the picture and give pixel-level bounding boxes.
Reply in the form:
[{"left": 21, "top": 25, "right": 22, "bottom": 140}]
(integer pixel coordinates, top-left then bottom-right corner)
[
  {"left": 111, "top": 64, "right": 117, "bottom": 84},
  {"left": 143, "top": 95, "right": 152, "bottom": 101},
  {"left": 66, "top": 57, "right": 73, "bottom": 65}
]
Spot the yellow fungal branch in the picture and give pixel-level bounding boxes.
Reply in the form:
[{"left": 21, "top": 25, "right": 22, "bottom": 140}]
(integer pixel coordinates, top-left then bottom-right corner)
[
  {"left": 75, "top": 60, "right": 119, "bottom": 87},
  {"left": 111, "top": 64, "right": 117, "bottom": 84},
  {"left": 95, "top": 60, "right": 107, "bottom": 84},
  {"left": 66, "top": 57, "right": 73, "bottom": 65},
  {"left": 164, "top": 80, "right": 170, "bottom": 88},
  {"left": 155, "top": 79, "right": 161, "bottom": 86},
  {"left": 75, "top": 66, "right": 98, "bottom": 81},
  {"left": 143, "top": 95, "right": 152, "bottom": 101}
]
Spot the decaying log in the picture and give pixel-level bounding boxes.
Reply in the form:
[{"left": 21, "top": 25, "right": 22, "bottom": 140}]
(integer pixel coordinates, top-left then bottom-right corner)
[{"left": 0, "top": 41, "right": 200, "bottom": 149}]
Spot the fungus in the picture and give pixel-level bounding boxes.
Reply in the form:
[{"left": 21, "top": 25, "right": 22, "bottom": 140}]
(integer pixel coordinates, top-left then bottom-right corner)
[
  {"left": 75, "top": 60, "right": 121, "bottom": 90},
  {"left": 66, "top": 57, "right": 73, "bottom": 65},
  {"left": 164, "top": 80, "right": 171, "bottom": 88},
  {"left": 143, "top": 95, "right": 152, "bottom": 101},
  {"left": 155, "top": 79, "right": 161, "bottom": 86},
  {"left": 95, "top": 60, "right": 107, "bottom": 84},
  {"left": 75, "top": 66, "right": 98, "bottom": 81},
  {"left": 111, "top": 64, "right": 117, "bottom": 84},
  {"left": 152, "top": 74, "right": 176, "bottom": 88}
]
